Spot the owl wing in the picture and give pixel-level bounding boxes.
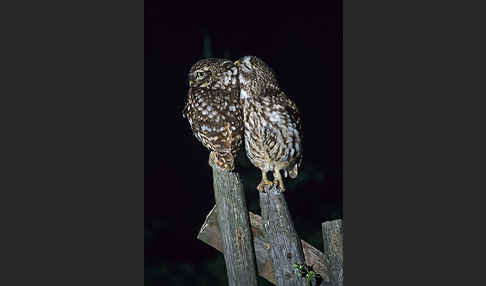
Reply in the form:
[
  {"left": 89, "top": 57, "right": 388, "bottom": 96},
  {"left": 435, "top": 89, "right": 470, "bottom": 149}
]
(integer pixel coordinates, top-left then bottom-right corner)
[
  {"left": 279, "top": 92, "right": 302, "bottom": 130},
  {"left": 266, "top": 88, "right": 303, "bottom": 170},
  {"left": 278, "top": 92, "right": 304, "bottom": 171},
  {"left": 265, "top": 88, "right": 302, "bottom": 129},
  {"left": 182, "top": 89, "right": 191, "bottom": 119}
]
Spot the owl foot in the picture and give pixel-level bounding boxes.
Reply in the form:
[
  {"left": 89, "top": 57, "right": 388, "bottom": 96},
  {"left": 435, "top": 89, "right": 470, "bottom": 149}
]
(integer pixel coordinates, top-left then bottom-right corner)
[
  {"left": 273, "top": 169, "right": 286, "bottom": 192},
  {"left": 257, "top": 170, "right": 273, "bottom": 192},
  {"left": 257, "top": 178, "right": 273, "bottom": 192}
]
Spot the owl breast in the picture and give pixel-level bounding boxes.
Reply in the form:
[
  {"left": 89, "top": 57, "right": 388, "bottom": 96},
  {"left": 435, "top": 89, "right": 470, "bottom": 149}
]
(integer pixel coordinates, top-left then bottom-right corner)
[{"left": 186, "top": 87, "right": 242, "bottom": 149}]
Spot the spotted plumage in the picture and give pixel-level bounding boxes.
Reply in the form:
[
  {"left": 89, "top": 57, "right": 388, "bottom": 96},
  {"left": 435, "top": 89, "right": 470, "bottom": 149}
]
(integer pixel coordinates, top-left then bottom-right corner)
[
  {"left": 235, "top": 56, "right": 303, "bottom": 191},
  {"left": 183, "top": 58, "right": 243, "bottom": 171}
]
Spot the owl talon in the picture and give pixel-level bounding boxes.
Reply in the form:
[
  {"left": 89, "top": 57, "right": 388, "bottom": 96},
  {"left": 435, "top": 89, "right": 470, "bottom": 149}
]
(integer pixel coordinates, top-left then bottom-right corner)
[
  {"left": 257, "top": 179, "right": 273, "bottom": 192},
  {"left": 273, "top": 170, "right": 286, "bottom": 192},
  {"left": 257, "top": 170, "right": 274, "bottom": 192},
  {"left": 276, "top": 179, "right": 286, "bottom": 192}
]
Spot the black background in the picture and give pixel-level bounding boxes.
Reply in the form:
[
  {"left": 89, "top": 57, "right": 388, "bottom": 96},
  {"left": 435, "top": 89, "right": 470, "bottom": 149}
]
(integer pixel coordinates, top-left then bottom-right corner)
[{"left": 145, "top": 2, "right": 342, "bottom": 285}]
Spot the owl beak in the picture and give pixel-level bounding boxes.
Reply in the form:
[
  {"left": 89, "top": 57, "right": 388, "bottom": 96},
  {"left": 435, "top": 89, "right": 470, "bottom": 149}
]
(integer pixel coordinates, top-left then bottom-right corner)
[
  {"left": 234, "top": 60, "right": 240, "bottom": 66},
  {"left": 189, "top": 80, "right": 193, "bottom": 87}
]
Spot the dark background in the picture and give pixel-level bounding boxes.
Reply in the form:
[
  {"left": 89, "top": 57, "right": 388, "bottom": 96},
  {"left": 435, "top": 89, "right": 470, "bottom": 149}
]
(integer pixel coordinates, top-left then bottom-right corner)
[{"left": 145, "top": 2, "right": 342, "bottom": 285}]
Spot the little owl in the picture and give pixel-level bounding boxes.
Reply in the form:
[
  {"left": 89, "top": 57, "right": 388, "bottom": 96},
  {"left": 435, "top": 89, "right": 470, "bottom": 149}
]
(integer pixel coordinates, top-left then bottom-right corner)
[
  {"left": 182, "top": 58, "right": 243, "bottom": 171},
  {"left": 235, "top": 56, "right": 303, "bottom": 192}
]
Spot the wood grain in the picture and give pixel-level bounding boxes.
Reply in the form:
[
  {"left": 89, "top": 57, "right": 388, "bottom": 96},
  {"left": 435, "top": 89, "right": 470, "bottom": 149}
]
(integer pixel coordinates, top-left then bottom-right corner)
[{"left": 210, "top": 166, "right": 258, "bottom": 286}]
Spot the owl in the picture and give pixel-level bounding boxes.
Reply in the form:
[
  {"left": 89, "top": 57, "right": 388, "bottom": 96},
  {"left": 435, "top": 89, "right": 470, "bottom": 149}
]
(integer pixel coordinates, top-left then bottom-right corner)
[
  {"left": 182, "top": 58, "right": 243, "bottom": 171},
  {"left": 235, "top": 56, "right": 303, "bottom": 192}
]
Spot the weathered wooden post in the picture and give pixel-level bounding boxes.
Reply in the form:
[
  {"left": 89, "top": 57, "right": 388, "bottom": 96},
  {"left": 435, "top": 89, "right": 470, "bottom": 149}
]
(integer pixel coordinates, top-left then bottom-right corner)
[
  {"left": 322, "top": 220, "right": 343, "bottom": 286},
  {"left": 211, "top": 164, "right": 259, "bottom": 286},
  {"left": 259, "top": 186, "right": 307, "bottom": 286}
]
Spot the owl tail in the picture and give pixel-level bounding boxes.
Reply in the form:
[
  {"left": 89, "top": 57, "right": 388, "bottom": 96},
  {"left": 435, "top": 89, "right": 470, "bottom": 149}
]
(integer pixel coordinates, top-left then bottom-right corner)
[
  {"left": 289, "top": 164, "right": 299, "bottom": 179},
  {"left": 211, "top": 151, "right": 235, "bottom": 171}
]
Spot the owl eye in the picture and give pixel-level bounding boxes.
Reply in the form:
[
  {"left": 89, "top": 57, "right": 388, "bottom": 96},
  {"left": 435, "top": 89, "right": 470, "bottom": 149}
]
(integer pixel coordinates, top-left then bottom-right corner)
[
  {"left": 196, "top": 71, "right": 207, "bottom": 80},
  {"left": 243, "top": 61, "right": 252, "bottom": 70}
]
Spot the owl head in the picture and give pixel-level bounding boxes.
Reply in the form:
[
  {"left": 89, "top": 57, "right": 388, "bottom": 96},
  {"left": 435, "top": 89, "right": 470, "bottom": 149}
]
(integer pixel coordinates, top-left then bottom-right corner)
[
  {"left": 234, "top": 55, "right": 279, "bottom": 98},
  {"left": 188, "top": 58, "right": 238, "bottom": 90}
]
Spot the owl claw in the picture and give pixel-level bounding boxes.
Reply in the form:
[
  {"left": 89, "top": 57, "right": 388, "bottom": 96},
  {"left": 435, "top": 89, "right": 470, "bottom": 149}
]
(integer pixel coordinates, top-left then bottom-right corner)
[
  {"left": 275, "top": 178, "right": 286, "bottom": 192},
  {"left": 257, "top": 178, "right": 273, "bottom": 192},
  {"left": 273, "top": 170, "right": 286, "bottom": 192}
]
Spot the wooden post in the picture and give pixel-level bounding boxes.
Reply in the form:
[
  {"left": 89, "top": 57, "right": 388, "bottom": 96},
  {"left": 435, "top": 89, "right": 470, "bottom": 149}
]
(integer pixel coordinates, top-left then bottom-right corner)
[
  {"left": 211, "top": 165, "right": 258, "bottom": 286},
  {"left": 321, "top": 220, "right": 343, "bottom": 286},
  {"left": 259, "top": 186, "right": 307, "bottom": 286}
]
